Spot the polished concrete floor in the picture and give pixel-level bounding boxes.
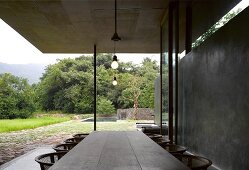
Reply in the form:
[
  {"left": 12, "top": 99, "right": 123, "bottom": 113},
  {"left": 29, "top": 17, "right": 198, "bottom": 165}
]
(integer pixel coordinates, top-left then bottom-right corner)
[{"left": 0, "top": 147, "right": 53, "bottom": 170}]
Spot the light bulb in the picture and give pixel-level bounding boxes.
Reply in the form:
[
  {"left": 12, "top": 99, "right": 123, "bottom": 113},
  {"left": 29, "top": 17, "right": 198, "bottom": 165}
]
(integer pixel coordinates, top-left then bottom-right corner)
[
  {"left": 112, "top": 80, "right": 117, "bottom": 86},
  {"left": 111, "top": 55, "right": 119, "bottom": 69},
  {"left": 112, "top": 77, "right": 117, "bottom": 86},
  {"left": 111, "top": 61, "right": 119, "bottom": 69}
]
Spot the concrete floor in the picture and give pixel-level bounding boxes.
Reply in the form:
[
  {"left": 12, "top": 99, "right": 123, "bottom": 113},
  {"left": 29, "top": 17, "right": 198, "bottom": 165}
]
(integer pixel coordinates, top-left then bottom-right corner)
[
  {"left": 0, "top": 146, "right": 219, "bottom": 170},
  {"left": 0, "top": 147, "right": 54, "bottom": 170}
]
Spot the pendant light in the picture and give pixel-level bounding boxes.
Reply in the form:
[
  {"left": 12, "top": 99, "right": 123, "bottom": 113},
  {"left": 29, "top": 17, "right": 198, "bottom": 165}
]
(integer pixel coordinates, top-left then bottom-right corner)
[
  {"left": 112, "top": 77, "right": 117, "bottom": 86},
  {"left": 111, "top": 0, "right": 121, "bottom": 41},
  {"left": 111, "top": 0, "right": 120, "bottom": 69},
  {"left": 111, "top": 43, "right": 119, "bottom": 69}
]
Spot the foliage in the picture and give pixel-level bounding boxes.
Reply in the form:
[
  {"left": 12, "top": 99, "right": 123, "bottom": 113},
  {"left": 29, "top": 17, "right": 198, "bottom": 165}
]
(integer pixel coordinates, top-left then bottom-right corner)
[
  {"left": 36, "top": 54, "right": 160, "bottom": 114},
  {"left": 0, "top": 73, "right": 36, "bottom": 119},
  {"left": 120, "top": 76, "right": 143, "bottom": 110},
  {"left": 37, "top": 56, "right": 94, "bottom": 114},
  {"left": 0, "top": 116, "right": 71, "bottom": 133},
  {"left": 97, "top": 96, "right": 115, "bottom": 115}
]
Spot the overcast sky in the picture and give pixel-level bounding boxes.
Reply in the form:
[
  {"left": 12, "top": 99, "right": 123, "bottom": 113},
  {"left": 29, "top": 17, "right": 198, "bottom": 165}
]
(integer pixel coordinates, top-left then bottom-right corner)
[{"left": 0, "top": 19, "right": 159, "bottom": 65}]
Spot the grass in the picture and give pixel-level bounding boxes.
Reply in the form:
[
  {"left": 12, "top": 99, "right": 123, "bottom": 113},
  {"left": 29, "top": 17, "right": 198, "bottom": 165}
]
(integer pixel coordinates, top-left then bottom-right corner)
[
  {"left": 0, "top": 120, "right": 141, "bottom": 144},
  {"left": 0, "top": 116, "right": 71, "bottom": 133}
]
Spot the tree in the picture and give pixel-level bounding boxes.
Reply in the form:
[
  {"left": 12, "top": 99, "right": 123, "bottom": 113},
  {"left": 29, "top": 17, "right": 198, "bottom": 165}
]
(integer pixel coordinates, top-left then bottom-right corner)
[
  {"left": 37, "top": 54, "right": 161, "bottom": 114},
  {"left": 138, "top": 58, "right": 159, "bottom": 108},
  {"left": 37, "top": 56, "right": 94, "bottom": 113},
  {"left": 97, "top": 96, "right": 115, "bottom": 115},
  {"left": 119, "top": 75, "right": 143, "bottom": 118},
  {"left": 0, "top": 73, "right": 36, "bottom": 119}
]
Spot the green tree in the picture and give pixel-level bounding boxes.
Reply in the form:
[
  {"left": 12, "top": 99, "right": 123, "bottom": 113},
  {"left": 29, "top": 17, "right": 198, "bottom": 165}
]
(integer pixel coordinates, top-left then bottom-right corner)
[
  {"left": 37, "top": 54, "right": 161, "bottom": 115},
  {"left": 37, "top": 56, "right": 93, "bottom": 113},
  {"left": 138, "top": 58, "right": 159, "bottom": 108},
  {"left": 97, "top": 96, "right": 115, "bottom": 115},
  {"left": 119, "top": 75, "right": 143, "bottom": 117},
  {"left": 0, "top": 73, "right": 36, "bottom": 119}
]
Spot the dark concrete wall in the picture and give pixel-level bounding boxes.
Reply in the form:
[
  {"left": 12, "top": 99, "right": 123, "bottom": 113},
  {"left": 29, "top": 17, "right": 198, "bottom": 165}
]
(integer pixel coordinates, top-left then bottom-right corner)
[
  {"left": 178, "top": 7, "right": 249, "bottom": 170},
  {"left": 192, "top": 0, "right": 241, "bottom": 43}
]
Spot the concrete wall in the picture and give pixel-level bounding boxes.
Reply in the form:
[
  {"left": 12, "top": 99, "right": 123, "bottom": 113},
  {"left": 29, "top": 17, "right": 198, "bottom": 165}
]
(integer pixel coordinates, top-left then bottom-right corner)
[
  {"left": 192, "top": 0, "right": 241, "bottom": 43},
  {"left": 117, "top": 108, "right": 154, "bottom": 120},
  {"left": 178, "top": 7, "right": 249, "bottom": 170}
]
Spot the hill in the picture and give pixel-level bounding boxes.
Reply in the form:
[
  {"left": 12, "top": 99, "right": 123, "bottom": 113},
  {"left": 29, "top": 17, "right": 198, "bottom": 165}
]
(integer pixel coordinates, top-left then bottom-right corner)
[{"left": 0, "top": 62, "right": 46, "bottom": 84}]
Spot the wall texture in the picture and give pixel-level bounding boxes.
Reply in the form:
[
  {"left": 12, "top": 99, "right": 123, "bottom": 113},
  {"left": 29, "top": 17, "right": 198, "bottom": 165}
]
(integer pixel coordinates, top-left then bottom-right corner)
[
  {"left": 192, "top": 0, "right": 241, "bottom": 43},
  {"left": 117, "top": 108, "right": 154, "bottom": 120},
  {"left": 178, "top": 7, "right": 249, "bottom": 170}
]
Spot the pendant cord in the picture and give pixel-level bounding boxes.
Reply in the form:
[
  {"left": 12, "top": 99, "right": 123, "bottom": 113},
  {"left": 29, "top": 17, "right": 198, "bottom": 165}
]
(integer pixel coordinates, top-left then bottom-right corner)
[{"left": 115, "top": 0, "right": 117, "bottom": 33}]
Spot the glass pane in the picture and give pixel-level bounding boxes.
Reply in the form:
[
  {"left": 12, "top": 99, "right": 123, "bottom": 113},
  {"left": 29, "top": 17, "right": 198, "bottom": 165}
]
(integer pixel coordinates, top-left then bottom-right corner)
[
  {"left": 161, "top": 19, "right": 169, "bottom": 136},
  {"left": 95, "top": 53, "right": 159, "bottom": 131}
]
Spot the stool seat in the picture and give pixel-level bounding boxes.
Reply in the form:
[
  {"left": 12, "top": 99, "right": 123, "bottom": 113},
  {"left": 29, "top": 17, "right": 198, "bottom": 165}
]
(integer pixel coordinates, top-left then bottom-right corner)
[
  {"left": 64, "top": 137, "right": 84, "bottom": 144},
  {"left": 53, "top": 143, "right": 77, "bottom": 152},
  {"left": 35, "top": 151, "right": 67, "bottom": 170},
  {"left": 145, "top": 133, "right": 163, "bottom": 141},
  {"left": 173, "top": 153, "right": 212, "bottom": 170},
  {"left": 157, "top": 139, "right": 171, "bottom": 147},
  {"left": 163, "top": 144, "right": 188, "bottom": 154},
  {"left": 73, "top": 133, "right": 89, "bottom": 138}
]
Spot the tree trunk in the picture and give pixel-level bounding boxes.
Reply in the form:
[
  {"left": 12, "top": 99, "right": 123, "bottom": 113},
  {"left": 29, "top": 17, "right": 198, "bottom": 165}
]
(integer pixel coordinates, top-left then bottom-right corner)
[{"left": 133, "top": 96, "right": 139, "bottom": 120}]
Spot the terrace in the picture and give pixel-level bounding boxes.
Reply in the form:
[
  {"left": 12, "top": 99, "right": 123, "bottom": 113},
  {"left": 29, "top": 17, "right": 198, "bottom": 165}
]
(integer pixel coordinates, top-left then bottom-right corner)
[{"left": 0, "top": 0, "right": 249, "bottom": 169}]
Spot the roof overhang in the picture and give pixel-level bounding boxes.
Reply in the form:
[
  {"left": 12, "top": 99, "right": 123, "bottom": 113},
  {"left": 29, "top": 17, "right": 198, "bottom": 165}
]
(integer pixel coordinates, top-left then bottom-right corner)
[{"left": 0, "top": 0, "right": 168, "bottom": 53}]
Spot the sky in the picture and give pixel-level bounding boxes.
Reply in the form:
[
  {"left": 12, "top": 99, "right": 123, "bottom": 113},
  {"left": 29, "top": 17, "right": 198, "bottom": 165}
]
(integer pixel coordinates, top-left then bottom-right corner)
[{"left": 0, "top": 19, "right": 159, "bottom": 65}]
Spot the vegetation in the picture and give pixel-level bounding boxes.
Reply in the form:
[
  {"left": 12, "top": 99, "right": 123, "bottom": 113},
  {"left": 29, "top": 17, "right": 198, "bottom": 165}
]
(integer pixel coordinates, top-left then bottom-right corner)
[
  {"left": 0, "top": 54, "right": 162, "bottom": 122},
  {"left": 97, "top": 97, "right": 115, "bottom": 115},
  {"left": 0, "top": 116, "right": 71, "bottom": 133},
  {"left": 36, "top": 54, "right": 160, "bottom": 115},
  {"left": 0, "top": 73, "right": 36, "bottom": 119}
]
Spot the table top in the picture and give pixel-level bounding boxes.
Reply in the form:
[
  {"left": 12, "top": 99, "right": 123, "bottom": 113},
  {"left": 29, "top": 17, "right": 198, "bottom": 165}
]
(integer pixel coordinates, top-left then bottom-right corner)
[{"left": 50, "top": 131, "right": 190, "bottom": 170}]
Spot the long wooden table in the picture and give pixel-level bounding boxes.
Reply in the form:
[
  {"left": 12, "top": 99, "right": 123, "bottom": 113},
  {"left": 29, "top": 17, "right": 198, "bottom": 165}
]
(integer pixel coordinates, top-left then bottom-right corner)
[{"left": 50, "top": 131, "right": 190, "bottom": 170}]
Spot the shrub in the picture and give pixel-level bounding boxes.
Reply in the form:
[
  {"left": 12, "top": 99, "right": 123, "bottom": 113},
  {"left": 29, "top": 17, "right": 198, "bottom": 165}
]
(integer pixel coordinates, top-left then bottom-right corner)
[{"left": 97, "top": 97, "right": 115, "bottom": 115}]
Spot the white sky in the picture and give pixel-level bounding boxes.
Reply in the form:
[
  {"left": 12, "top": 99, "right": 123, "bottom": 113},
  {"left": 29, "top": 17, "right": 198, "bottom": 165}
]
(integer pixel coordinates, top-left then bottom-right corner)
[{"left": 0, "top": 19, "right": 159, "bottom": 65}]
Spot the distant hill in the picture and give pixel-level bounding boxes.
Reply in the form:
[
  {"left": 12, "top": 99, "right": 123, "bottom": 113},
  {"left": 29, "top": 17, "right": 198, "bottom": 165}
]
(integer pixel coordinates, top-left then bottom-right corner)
[{"left": 0, "top": 62, "right": 46, "bottom": 84}]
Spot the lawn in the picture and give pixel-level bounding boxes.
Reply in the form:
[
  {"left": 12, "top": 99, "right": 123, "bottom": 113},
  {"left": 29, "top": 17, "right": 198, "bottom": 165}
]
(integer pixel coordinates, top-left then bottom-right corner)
[
  {"left": 0, "top": 119, "right": 147, "bottom": 165},
  {"left": 0, "top": 116, "right": 71, "bottom": 133}
]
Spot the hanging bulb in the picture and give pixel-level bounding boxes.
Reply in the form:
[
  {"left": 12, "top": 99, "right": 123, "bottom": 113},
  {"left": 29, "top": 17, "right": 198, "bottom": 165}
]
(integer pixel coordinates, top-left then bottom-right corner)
[
  {"left": 112, "top": 77, "right": 117, "bottom": 86},
  {"left": 111, "top": 61, "right": 118, "bottom": 69},
  {"left": 111, "top": 55, "right": 119, "bottom": 69}
]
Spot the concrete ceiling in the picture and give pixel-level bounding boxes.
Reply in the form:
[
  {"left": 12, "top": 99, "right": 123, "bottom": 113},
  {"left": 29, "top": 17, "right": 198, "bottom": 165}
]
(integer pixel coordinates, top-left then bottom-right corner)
[{"left": 0, "top": 0, "right": 168, "bottom": 53}]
